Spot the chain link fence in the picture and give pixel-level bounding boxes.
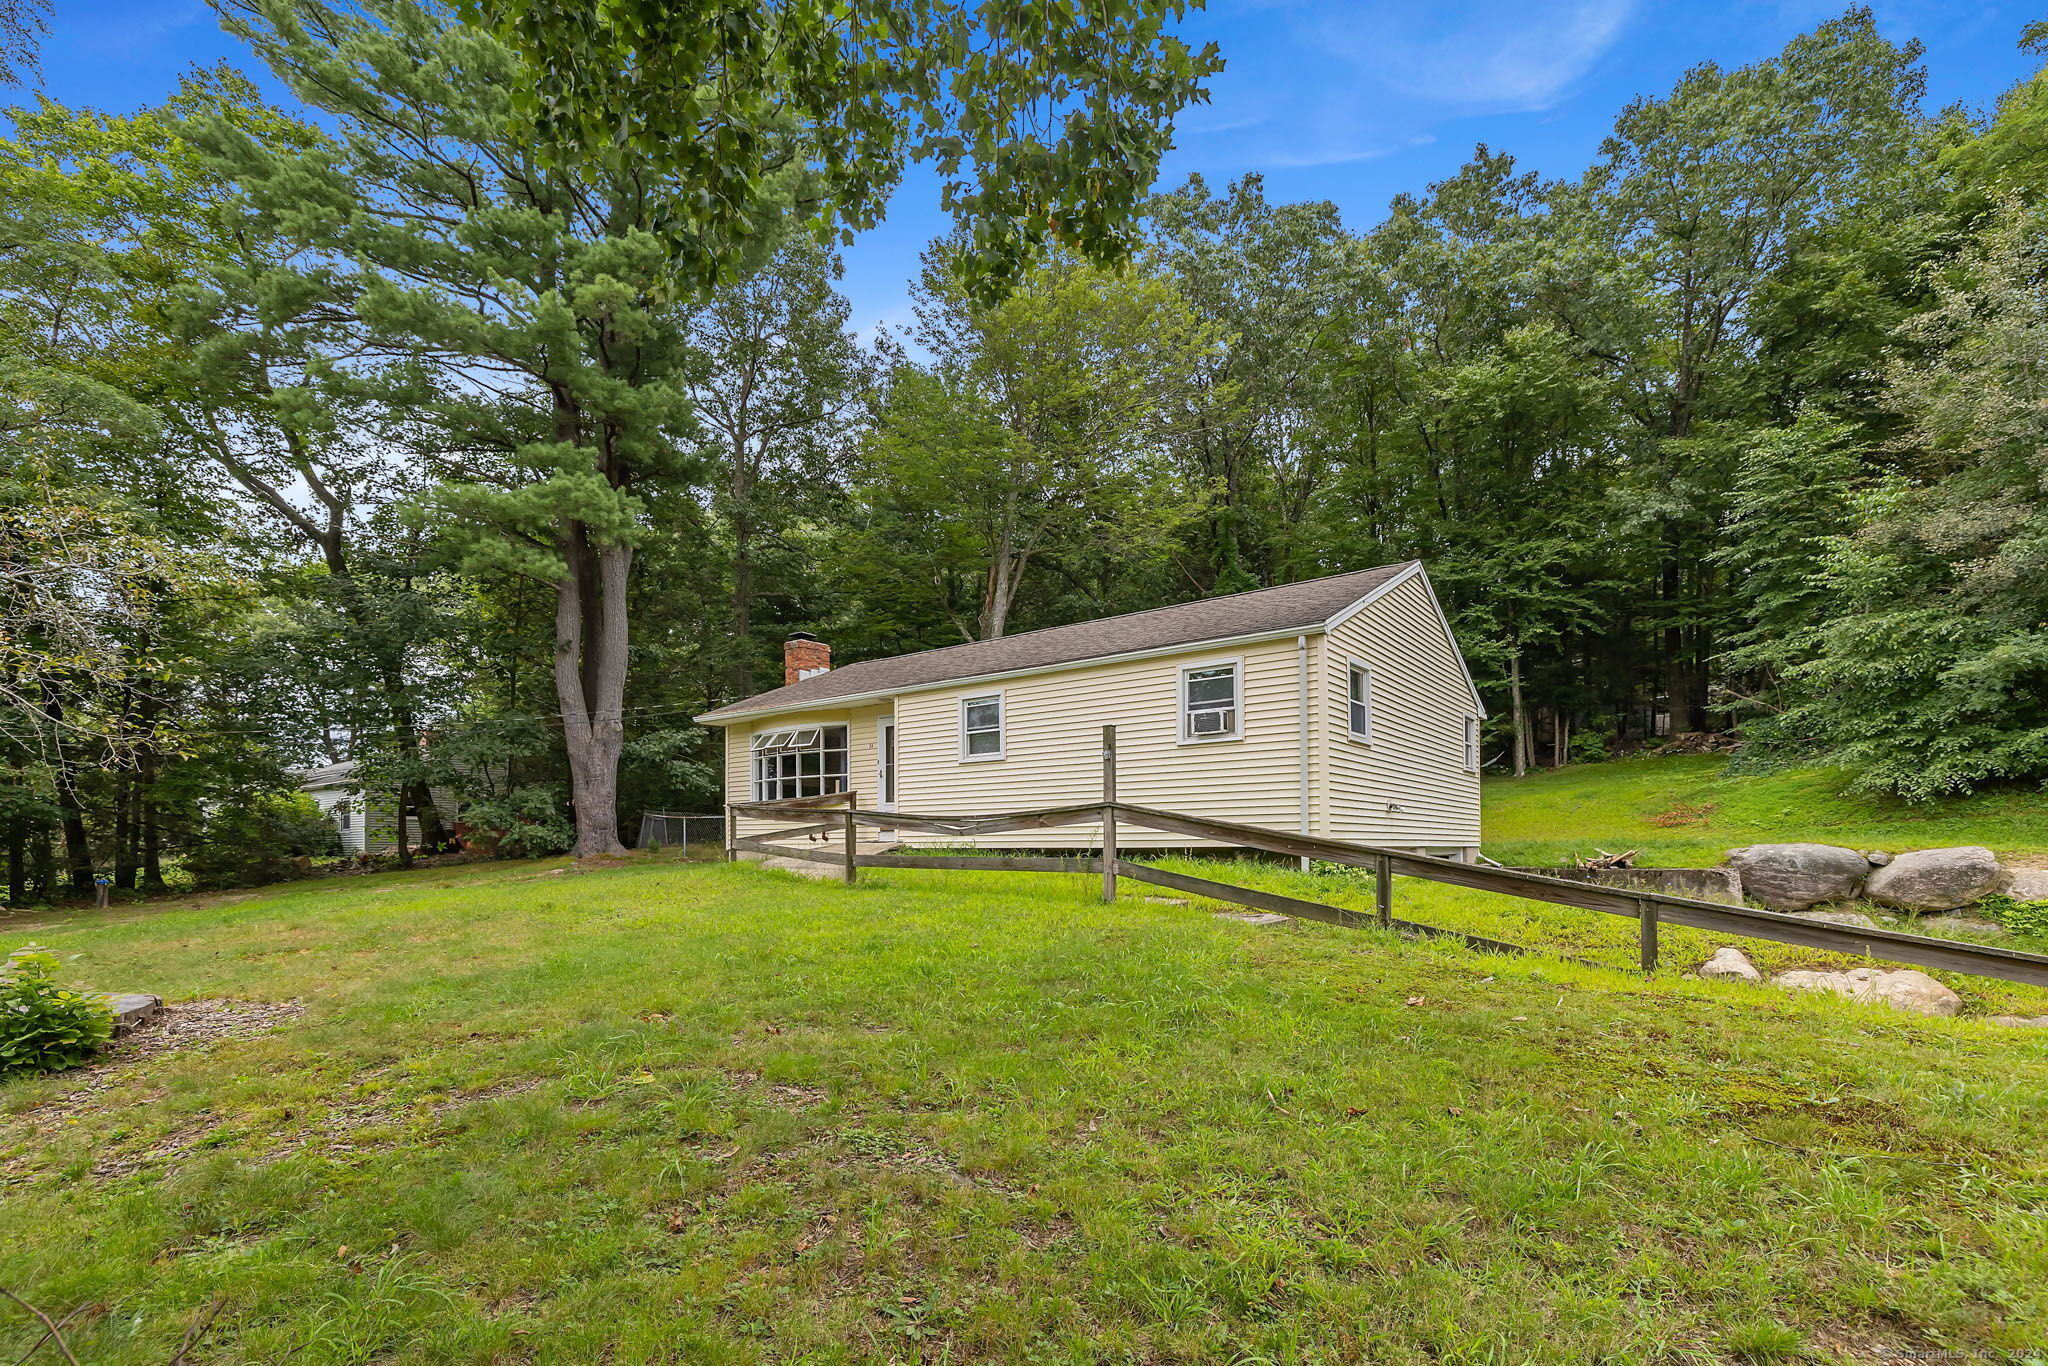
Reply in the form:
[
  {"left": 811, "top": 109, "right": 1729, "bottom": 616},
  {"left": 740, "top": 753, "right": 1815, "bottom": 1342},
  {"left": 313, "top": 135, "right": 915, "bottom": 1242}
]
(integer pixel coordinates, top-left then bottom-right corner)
[{"left": 635, "top": 812, "right": 726, "bottom": 851}]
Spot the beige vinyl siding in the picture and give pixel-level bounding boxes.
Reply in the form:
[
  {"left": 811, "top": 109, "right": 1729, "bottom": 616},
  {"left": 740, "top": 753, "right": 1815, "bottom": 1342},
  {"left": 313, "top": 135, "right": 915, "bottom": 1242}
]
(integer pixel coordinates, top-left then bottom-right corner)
[
  {"left": 1321, "top": 571, "right": 1481, "bottom": 851},
  {"left": 885, "top": 636, "right": 1317, "bottom": 849},
  {"left": 724, "top": 704, "right": 889, "bottom": 840}
]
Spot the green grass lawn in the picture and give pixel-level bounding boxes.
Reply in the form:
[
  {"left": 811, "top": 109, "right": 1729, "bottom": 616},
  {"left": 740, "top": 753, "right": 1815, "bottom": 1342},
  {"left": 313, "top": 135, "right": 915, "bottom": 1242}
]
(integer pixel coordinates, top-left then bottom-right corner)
[
  {"left": 5, "top": 756, "right": 2048, "bottom": 1363},
  {"left": 4, "top": 847, "right": 2048, "bottom": 1363}
]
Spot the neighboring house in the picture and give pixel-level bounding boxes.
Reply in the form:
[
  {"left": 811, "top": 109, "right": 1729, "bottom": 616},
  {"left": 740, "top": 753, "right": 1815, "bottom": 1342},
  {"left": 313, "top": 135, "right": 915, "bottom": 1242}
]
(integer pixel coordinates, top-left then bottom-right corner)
[
  {"left": 696, "top": 562, "right": 1485, "bottom": 859},
  {"left": 297, "top": 761, "right": 459, "bottom": 856}
]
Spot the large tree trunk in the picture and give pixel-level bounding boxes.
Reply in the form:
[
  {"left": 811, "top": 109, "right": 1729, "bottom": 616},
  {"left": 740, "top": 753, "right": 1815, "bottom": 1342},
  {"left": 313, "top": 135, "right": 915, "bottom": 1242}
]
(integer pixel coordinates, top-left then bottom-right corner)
[
  {"left": 555, "top": 528, "right": 631, "bottom": 858},
  {"left": 43, "top": 686, "right": 95, "bottom": 897},
  {"left": 6, "top": 822, "right": 24, "bottom": 906},
  {"left": 731, "top": 504, "right": 755, "bottom": 695},
  {"left": 30, "top": 825, "right": 52, "bottom": 902},
  {"left": 1508, "top": 651, "right": 1529, "bottom": 779},
  {"left": 137, "top": 692, "right": 167, "bottom": 893},
  {"left": 113, "top": 773, "right": 137, "bottom": 891}
]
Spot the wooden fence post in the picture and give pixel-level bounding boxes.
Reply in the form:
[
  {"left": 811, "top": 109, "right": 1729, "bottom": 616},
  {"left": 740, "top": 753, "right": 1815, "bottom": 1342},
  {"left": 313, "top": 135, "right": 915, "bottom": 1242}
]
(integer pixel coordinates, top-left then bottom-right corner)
[
  {"left": 1637, "top": 896, "right": 1658, "bottom": 973},
  {"left": 1375, "top": 853, "right": 1392, "bottom": 929},
  {"left": 1101, "top": 725, "right": 1117, "bottom": 904},
  {"left": 724, "top": 805, "right": 737, "bottom": 863},
  {"left": 842, "top": 805, "right": 858, "bottom": 886}
]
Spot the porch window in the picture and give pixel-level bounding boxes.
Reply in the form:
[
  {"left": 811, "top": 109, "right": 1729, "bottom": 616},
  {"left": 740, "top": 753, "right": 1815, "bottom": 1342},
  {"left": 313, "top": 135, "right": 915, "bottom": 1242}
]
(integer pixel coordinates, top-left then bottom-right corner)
[
  {"left": 1182, "top": 662, "right": 1239, "bottom": 740},
  {"left": 961, "top": 694, "right": 1004, "bottom": 759},
  {"left": 1347, "top": 662, "right": 1372, "bottom": 741},
  {"left": 750, "top": 724, "right": 849, "bottom": 801}
]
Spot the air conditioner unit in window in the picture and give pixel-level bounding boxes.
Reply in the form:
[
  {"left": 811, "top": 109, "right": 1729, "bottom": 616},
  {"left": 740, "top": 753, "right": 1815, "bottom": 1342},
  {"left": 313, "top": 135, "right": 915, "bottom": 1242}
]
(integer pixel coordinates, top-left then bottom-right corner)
[{"left": 1190, "top": 708, "right": 1234, "bottom": 736}]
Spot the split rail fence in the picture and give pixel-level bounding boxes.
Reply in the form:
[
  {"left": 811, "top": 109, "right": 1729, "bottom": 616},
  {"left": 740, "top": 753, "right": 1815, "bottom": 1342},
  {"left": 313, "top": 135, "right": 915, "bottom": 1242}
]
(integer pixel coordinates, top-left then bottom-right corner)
[{"left": 724, "top": 726, "right": 2048, "bottom": 991}]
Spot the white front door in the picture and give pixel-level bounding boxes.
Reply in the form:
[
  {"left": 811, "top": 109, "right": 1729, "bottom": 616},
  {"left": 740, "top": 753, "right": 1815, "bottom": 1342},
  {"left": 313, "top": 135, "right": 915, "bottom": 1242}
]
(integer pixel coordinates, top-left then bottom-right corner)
[{"left": 877, "top": 718, "right": 897, "bottom": 811}]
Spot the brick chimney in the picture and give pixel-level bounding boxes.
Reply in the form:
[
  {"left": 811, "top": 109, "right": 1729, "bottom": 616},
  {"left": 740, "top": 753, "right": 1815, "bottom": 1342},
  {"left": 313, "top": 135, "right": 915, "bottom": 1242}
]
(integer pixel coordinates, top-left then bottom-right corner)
[{"left": 784, "top": 632, "right": 831, "bottom": 685}]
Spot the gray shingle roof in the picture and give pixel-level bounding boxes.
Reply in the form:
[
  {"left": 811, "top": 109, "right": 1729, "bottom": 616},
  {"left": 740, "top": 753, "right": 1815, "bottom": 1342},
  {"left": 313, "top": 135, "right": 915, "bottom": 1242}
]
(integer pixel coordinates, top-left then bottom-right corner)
[
  {"left": 698, "top": 562, "right": 1417, "bottom": 722},
  {"left": 295, "top": 760, "right": 357, "bottom": 789}
]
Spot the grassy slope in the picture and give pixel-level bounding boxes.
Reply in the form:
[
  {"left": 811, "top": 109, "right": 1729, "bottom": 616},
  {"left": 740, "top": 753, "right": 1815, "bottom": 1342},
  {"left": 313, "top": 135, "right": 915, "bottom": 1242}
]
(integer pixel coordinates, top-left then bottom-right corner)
[
  {"left": 1479, "top": 754, "right": 2048, "bottom": 868},
  {"left": 1153, "top": 754, "right": 2048, "bottom": 1016},
  {"left": 3, "top": 844, "right": 2048, "bottom": 1363}
]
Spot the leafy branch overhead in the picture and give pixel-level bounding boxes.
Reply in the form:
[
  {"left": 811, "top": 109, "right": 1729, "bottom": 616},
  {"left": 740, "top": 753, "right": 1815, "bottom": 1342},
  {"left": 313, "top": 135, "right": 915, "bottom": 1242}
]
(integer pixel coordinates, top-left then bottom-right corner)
[{"left": 463, "top": 0, "right": 1223, "bottom": 303}]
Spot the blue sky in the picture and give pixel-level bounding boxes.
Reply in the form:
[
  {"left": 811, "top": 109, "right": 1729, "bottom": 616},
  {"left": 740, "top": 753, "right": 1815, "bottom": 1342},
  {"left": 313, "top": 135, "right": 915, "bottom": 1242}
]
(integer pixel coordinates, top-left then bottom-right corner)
[{"left": 25, "top": 0, "right": 2043, "bottom": 339}]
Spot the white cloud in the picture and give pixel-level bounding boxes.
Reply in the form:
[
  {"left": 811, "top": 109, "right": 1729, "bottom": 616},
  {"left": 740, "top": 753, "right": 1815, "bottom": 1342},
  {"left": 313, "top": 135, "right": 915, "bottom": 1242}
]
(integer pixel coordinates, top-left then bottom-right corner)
[
  {"left": 1318, "top": 0, "right": 1637, "bottom": 111},
  {"left": 1171, "top": 1, "right": 1638, "bottom": 175}
]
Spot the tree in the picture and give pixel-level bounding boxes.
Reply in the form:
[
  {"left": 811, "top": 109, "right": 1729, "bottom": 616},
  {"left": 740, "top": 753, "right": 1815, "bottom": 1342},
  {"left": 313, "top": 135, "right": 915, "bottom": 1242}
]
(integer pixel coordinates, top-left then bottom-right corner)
[
  {"left": 856, "top": 247, "right": 1212, "bottom": 641},
  {"left": 209, "top": 0, "right": 1213, "bottom": 858},
  {"left": 465, "top": 0, "right": 1222, "bottom": 304},
  {"left": 688, "top": 235, "right": 869, "bottom": 694},
  {"left": 1540, "top": 9, "right": 1926, "bottom": 733},
  {"left": 0, "top": 0, "right": 45, "bottom": 88},
  {"left": 1772, "top": 196, "right": 2048, "bottom": 797},
  {"left": 1144, "top": 174, "right": 1356, "bottom": 589}
]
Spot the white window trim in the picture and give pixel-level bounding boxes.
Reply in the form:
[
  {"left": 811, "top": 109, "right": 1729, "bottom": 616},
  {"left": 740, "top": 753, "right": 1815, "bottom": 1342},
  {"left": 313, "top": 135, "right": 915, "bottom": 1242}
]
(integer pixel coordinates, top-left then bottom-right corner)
[
  {"left": 1343, "top": 658, "right": 1373, "bottom": 744},
  {"left": 1463, "top": 715, "right": 1481, "bottom": 773},
  {"left": 1177, "top": 656, "right": 1244, "bottom": 746},
  {"left": 959, "top": 691, "right": 1005, "bottom": 762},
  {"left": 749, "top": 722, "right": 851, "bottom": 801}
]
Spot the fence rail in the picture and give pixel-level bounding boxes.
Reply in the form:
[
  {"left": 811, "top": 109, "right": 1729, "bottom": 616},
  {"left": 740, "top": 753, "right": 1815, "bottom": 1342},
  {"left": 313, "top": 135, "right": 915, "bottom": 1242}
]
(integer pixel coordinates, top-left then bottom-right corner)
[{"left": 723, "top": 731, "right": 2048, "bottom": 990}]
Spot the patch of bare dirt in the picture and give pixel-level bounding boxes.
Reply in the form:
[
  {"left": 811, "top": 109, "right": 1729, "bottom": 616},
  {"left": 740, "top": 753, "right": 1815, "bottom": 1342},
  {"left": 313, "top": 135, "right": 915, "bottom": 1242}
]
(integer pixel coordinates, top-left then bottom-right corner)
[
  {"left": 2, "top": 999, "right": 306, "bottom": 1181},
  {"left": 11, "top": 1000, "right": 305, "bottom": 1121}
]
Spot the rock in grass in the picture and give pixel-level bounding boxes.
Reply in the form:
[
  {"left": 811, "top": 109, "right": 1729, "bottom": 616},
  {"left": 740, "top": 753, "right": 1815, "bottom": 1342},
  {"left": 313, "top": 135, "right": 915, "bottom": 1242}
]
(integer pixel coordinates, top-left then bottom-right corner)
[
  {"left": 1724, "top": 843, "right": 1869, "bottom": 911},
  {"left": 1865, "top": 847, "right": 2004, "bottom": 913},
  {"left": 1864, "top": 850, "right": 1893, "bottom": 866},
  {"left": 1989, "top": 1015, "right": 2048, "bottom": 1028},
  {"left": 1697, "top": 947, "right": 1761, "bottom": 982},
  {"left": 1793, "top": 909, "right": 1880, "bottom": 930},
  {"left": 1772, "top": 967, "right": 1962, "bottom": 1018},
  {"left": 2004, "top": 870, "right": 2048, "bottom": 902}
]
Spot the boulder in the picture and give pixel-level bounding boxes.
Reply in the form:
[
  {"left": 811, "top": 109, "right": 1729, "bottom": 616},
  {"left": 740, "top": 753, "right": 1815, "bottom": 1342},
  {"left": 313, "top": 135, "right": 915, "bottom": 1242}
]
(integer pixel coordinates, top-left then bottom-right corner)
[
  {"left": 2005, "top": 870, "right": 2048, "bottom": 903},
  {"left": 1864, "top": 850, "right": 1892, "bottom": 867},
  {"left": 1724, "top": 843, "right": 1870, "bottom": 911},
  {"left": 1697, "top": 947, "right": 1761, "bottom": 982},
  {"left": 1771, "top": 967, "right": 1961, "bottom": 1018},
  {"left": 1865, "top": 846, "right": 2004, "bottom": 913},
  {"left": 1794, "top": 910, "right": 1880, "bottom": 929}
]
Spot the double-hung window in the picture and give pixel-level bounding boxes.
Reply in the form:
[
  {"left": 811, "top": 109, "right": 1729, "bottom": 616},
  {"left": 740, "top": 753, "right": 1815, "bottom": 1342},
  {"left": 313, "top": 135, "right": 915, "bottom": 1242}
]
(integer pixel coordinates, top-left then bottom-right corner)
[
  {"left": 750, "top": 724, "right": 849, "bottom": 800},
  {"left": 961, "top": 694, "right": 1004, "bottom": 759},
  {"left": 1182, "top": 662, "right": 1239, "bottom": 741},
  {"left": 1463, "top": 716, "right": 1481, "bottom": 772},
  {"left": 1346, "top": 661, "right": 1372, "bottom": 741}
]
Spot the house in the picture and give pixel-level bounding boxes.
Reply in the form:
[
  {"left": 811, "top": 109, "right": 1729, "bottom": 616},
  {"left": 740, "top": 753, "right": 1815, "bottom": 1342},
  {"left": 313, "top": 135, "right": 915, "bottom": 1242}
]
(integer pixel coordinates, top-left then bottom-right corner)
[
  {"left": 296, "top": 761, "right": 459, "bottom": 856},
  {"left": 696, "top": 562, "right": 1485, "bottom": 859}
]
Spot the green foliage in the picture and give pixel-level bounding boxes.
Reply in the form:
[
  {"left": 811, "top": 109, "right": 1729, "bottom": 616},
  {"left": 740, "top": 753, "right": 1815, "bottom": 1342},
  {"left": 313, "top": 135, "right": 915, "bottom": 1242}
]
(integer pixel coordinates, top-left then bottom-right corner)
[
  {"left": 456, "top": 785, "right": 574, "bottom": 859},
  {"left": 1769, "top": 197, "right": 2048, "bottom": 797},
  {"left": 187, "top": 793, "right": 335, "bottom": 889},
  {"left": 1981, "top": 894, "right": 2048, "bottom": 938},
  {"left": 462, "top": 0, "right": 1221, "bottom": 304},
  {"left": 0, "top": 945, "right": 112, "bottom": 1075}
]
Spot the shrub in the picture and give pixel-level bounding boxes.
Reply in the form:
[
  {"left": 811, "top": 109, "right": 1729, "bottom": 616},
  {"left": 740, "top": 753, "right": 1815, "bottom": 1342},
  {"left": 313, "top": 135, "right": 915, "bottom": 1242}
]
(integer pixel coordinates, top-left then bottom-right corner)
[
  {"left": 0, "top": 946, "right": 114, "bottom": 1075},
  {"left": 1981, "top": 894, "right": 2048, "bottom": 938},
  {"left": 188, "top": 791, "right": 337, "bottom": 888},
  {"left": 459, "top": 785, "right": 575, "bottom": 858}
]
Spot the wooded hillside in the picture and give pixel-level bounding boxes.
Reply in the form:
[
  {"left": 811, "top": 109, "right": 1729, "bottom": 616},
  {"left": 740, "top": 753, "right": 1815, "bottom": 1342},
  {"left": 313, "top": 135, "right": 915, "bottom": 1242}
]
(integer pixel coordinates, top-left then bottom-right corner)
[{"left": 3, "top": 3, "right": 2044, "bottom": 893}]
